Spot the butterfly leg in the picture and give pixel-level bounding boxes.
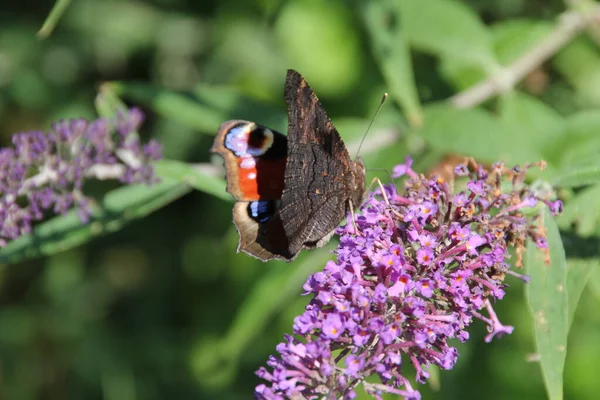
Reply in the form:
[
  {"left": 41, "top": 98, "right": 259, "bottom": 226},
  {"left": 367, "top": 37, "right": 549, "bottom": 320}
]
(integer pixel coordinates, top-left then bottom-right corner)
[
  {"left": 365, "top": 177, "right": 391, "bottom": 206},
  {"left": 367, "top": 176, "right": 408, "bottom": 220},
  {"left": 348, "top": 177, "right": 395, "bottom": 235},
  {"left": 347, "top": 200, "right": 361, "bottom": 235}
]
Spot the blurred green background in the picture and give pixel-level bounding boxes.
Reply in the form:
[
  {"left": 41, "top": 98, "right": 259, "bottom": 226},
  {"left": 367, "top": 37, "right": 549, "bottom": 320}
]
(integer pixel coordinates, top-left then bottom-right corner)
[{"left": 1, "top": 0, "right": 600, "bottom": 399}]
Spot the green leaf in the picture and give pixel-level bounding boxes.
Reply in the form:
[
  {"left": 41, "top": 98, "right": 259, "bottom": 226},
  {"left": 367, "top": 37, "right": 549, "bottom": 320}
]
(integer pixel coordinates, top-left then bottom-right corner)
[
  {"left": 498, "top": 92, "right": 564, "bottom": 166},
  {"left": 221, "top": 248, "right": 331, "bottom": 357},
  {"left": 362, "top": 0, "right": 422, "bottom": 127},
  {"left": 332, "top": 113, "right": 402, "bottom": 145},
  {"left": 109, "top": 82, "right": 223, "bottom": 132},
  {"left": 588, "top": 266, "right": 600, "bottom": 301},
  {"left": 192, "top": 82, "right": 286, "bottom": 131},
  {"left": 38, "top": 0, "right": 72, "bottom": 38},
  {"left": 420, "top": 103, "right": 543, "bottom": 164},
  {"left": 491, "top": 19, "right": 554, "bottom": 65},
  {"left": 399, "top": 0, "right": 496, "bottom": 68},
  {"left": 554, "top": 37, "right": 600, "bottom": 106},
  {"left": 556, "top": 184, "right": 600, "bottom": 237},
  {"left": 154, "top": 159, "right": 230, "bottom": 202},
  {"left": 439, "top": 19, "right": 552, "bottom": 91},
  {"left": 109, "top": 81, "right": 285, "bottom": 134},
  {"left": 190, "top": 248, "right": 332, "bottom": 383},
  {"left": 0, "top": 180, "right": 190, "bottom": 264},
  {"left": 526, "top": 208, "right": 568, "bottom": 400},
  {"left": 438, "top": 58, "right": 487, "bottom": 92},
  {"left": 566, "top": 259, "right": 597, "bottom": 331},
  {"left": 552, "top": 163, "right": 600, "bottom": 188},
  {"left": 554, "top": 110, "right": 600, "bottom": 169}
]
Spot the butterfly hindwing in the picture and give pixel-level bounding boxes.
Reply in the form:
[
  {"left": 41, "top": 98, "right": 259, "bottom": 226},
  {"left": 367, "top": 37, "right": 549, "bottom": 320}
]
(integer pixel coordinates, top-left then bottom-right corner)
[
  {"left": 212, "top": 120, "right": 287, "bottom": 202},
  {"left": 212, "top": 120, "right": 292, "bottom": 260}
]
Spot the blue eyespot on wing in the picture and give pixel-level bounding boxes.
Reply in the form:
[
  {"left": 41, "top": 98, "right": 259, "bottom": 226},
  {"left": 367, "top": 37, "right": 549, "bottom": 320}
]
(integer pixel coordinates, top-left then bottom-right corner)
[{"left": 248, "top": 200, "right": 276, "bottom": 223}]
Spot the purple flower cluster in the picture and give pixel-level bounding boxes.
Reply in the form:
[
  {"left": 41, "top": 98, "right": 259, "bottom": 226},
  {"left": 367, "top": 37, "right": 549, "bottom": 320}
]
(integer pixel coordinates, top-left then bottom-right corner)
[
  {"left": 0, "top": 108, "right": 162, "bottom": 247},
  {"left": 255, "top": 158, "right": 562, "bottom": 400}
]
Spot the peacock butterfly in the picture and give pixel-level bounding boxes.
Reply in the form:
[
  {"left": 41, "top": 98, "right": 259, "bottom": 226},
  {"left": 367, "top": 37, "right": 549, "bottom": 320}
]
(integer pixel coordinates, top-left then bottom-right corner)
[{"left": 211, "top": 69, "right": 365, "bottom": 261}]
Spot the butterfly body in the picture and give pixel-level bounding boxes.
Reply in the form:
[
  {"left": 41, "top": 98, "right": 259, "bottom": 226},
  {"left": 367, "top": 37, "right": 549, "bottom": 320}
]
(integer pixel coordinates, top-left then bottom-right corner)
[{"left": 211, "top": 70, "right": 365, "bottom": 261}]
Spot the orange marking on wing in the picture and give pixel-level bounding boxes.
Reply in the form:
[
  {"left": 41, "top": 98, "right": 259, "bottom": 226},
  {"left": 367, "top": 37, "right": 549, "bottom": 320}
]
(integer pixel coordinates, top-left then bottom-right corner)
[
  {"left": 236, "top": 157, "right": 287, "bottom": 200},
  {"left": 238, "top": 163, "right": 259, "bottom": 199}
]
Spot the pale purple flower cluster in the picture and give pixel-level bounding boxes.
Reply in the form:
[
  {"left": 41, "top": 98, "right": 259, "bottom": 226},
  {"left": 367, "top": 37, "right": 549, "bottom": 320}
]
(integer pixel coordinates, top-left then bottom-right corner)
[
  {"left": 0, "top": 108, "right": 162, "bottom": 247},
  {"left": 255, "top": 158, "right": 562, "bottom": 400}
]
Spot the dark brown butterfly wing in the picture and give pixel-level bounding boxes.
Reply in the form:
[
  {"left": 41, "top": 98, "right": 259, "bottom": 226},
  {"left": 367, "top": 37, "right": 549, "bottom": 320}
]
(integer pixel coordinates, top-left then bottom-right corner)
[{"left": 278, "top": 70, "right": 365, "bottom": 256}]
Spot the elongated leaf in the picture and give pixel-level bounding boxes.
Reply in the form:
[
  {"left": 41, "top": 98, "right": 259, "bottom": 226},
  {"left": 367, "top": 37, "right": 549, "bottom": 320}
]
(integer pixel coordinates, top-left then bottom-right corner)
[
  {"left": 0, "top": 180, "right": 190, "bottom": 264},
  {"left": 438, "top": 58, "right": 487, "bottom": 92},
  {"left": 498, "top": 92, "right": 564, "bottom": 166},
  {"left": 552, "top": 163, "right": 600, "bottom": 188},
  {"left": 588, "top": 266, "right": 600, "bottom": 301},
  {"left": 189, "top": 248, "right": 333, "bottom": 384},
  {"left": 109, "top": 82, "right": 285, "bottom": 134},
  {"left": 110, "top": 82, "right": 223, "bottom": 132},
  {"left": 399, "top": 0, "right": 496, "bottom": 68},
  {"left": 492, "top": 20, "right": 554, "bottom": 65},
  {"left": 525, "top": 208, "right": 568, "bottom": 400},
  {"left": 221, "top": 248, "right": 332, "bottom": 358},
  {"left": 154, "top": 159, "right": 230, "bottom": 202},
  {"left": 555, "top": 110, "right": 600, "bottom": 169},
  {"left": 192, "top": 82, "right": 285, "bottom": 130},
  {"left": 556, "top": 184, "right": 600, "bottom": 237},
  {"left": 440, "top": 20, "right": 552, "bottom": 91},
  {"left": 420, "top": 103, "right": 543, "bottom": 164},
  {"left": 554, "top": 37, "right": 600, "bottom": 106},
  {"left": 363, "top": 0, "right": 422, "bottom": 127},
  {"left": 566, "top": 259, "right": 597, "bottom": 331}
]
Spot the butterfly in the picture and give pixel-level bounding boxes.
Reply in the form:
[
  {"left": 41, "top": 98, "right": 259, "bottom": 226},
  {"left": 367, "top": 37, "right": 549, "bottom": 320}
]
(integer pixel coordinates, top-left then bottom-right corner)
[{"left": 211, "top": 69, "right": 365, "bottom": 261}]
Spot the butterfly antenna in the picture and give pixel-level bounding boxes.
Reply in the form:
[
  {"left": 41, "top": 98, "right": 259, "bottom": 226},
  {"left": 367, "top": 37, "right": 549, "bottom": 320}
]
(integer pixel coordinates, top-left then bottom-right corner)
[{"left": 355, "top": 93, "right": 388, "bottom": 160}]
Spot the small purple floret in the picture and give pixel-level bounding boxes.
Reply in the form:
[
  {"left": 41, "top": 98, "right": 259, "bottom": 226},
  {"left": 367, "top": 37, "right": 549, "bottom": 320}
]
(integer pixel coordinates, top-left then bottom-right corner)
[{"left": 392, "top": 156, "right": 415, "bottom": 178}]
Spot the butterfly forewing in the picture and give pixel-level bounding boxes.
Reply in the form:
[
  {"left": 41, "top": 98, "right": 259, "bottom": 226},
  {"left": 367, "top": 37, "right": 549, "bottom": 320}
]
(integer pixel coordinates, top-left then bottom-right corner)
[{"left": 279, "top": 70, "right": 364, "bottom": 255}]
